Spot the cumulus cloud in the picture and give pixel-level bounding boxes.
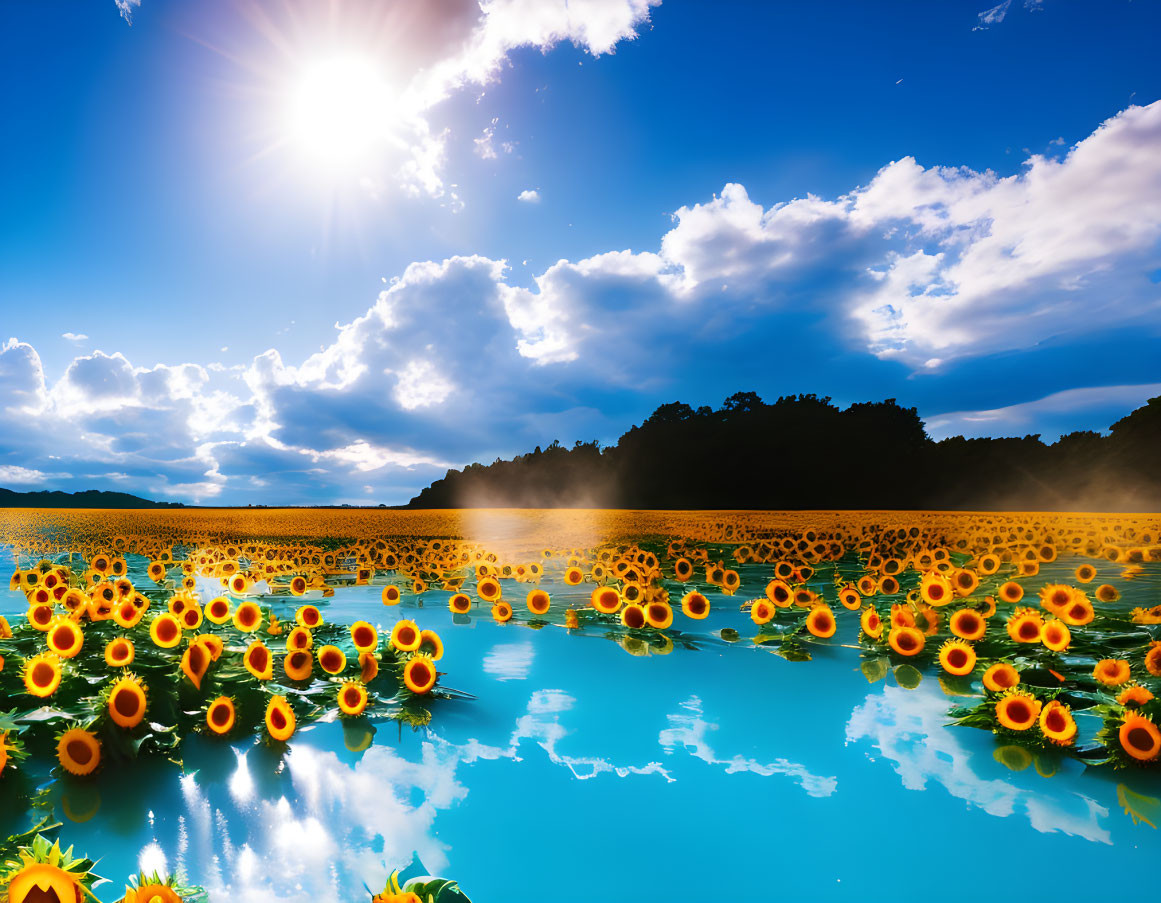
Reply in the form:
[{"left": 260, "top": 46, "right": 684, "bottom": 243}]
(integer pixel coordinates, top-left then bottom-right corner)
[
  {"left": 517, "top": 188, "right": 541, "bottom": 203},
  {"left": 4, "top": 101, "right": 1159, "bottom": 504},
  {"left": 0, "top": 465, "right": 50, "bottom": 485},
  {"left": 61, "top": 332, "right": 88, "bottom": 343}
]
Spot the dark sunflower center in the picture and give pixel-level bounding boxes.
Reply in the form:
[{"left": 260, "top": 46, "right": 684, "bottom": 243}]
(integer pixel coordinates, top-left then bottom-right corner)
[{"left": 66, "top": 739, "right": 93, "bottom": 765}]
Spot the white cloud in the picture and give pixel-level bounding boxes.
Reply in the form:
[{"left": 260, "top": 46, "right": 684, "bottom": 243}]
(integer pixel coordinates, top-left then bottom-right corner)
[
  {"left": 4, "top": 102, "right": 1159, "bottom": 504},
  {"left": 114, "top": 0, "right": 141, "bottom": 25},
  {"left": 974, "top": 1, "right": 1012, "bottom": 29},
  {"left": 0, "top": 465, "right": 50, "bottom": 485},
  {"left": 847, "top": 682, "right": 1112, "bottom": 843},
  {"left": 517, "top": 188, "right": 541, "bottom": 203},
  {"left": 926, "top": 384, "right": 1161, "bottom": 440},
  {"left": 61, "top": 332, "right": 88, "bottom": 343},
  {"left": 238, "top": 0, "right": 659, "bottom": 202},
  {"left": 660, "top": 696, "right": 837, "bottom": 797},
  {"left": 482, "top": 642, "right": 535, "bottom": 680}
]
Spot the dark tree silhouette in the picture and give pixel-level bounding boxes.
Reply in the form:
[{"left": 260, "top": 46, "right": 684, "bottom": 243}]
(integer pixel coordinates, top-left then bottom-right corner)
[{"left": 409, "top": 393, "right": 1161, "bottom": 511}]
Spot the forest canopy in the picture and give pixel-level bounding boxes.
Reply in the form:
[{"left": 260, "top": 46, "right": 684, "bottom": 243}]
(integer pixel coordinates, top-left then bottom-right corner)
[{"left": 408, "top": 393, "right": 1161, "bottom": 511}]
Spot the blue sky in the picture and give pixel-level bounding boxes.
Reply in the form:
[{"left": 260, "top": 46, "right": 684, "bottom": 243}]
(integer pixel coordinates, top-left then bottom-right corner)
[{"left": 1, "top": 0, "right": 1160, "bottom": 504}]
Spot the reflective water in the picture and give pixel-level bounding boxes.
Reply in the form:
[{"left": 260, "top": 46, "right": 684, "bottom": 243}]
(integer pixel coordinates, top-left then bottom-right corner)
[{"left": 2, "top": 541, "right": 1160, "bottom": 902}]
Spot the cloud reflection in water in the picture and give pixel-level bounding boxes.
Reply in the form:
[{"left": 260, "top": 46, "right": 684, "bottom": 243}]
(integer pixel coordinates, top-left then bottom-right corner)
[{"left": 846, "top": 682, "right": 1111, "bottom": 843}]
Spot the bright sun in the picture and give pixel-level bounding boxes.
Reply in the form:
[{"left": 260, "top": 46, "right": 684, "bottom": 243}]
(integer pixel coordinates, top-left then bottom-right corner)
[{"left": 285, "top": 55, "right": 393, "bottom": 169}]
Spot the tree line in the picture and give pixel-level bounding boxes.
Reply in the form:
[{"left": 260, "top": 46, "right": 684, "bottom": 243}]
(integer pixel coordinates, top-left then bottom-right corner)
[{"left": 407, "top": 392, "right": 1161, "bottom": 511}]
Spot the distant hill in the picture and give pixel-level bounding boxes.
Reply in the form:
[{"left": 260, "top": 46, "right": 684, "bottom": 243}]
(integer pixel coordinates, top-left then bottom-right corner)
[
  {"left": 0, "top": 488, "right": 183, "bottom": 509},
  {"left": 408, "top": 393, "right": 1161, "bottom": 512}
]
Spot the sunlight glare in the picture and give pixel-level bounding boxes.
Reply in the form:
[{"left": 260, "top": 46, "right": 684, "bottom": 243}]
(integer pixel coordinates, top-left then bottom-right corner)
[{"left": 285, "top": 55, "right": 393, "bottom": 169}]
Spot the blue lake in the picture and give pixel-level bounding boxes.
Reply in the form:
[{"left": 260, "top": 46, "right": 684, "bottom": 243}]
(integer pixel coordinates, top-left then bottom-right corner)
[{"left": 2, "top": 536, "right": 1160, "bottom": 903}]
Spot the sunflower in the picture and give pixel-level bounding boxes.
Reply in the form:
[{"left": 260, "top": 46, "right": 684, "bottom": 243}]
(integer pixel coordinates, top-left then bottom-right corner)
[
  {"left": 359, "top": 652, "right": 380, "bottom": 683},
  {"left": 233, "top": 601, "right": 263, "bottom": 633},
  {"left": 938, "top": 638, "right": 976, "bottom": 676},
  {"left": 750, "top": 599, "right": 775, "bottom": 626},
  {"left": 1038, "top": 584, "right": 1074, "bottom": 615},
  {"left": 180, "top": 641, "right": 211, "bottom": 690},
  {"left": 526, "top": 589, "right": 551, "bottom": 615},
  {"left": 859, "top": 606, "right": 883, "bottom": 639},
  {"left": 1116, "top": 684, "right": 1155, "bottom": 707},
  {"left": 104, "top": 637, "right": 134, "bottom": 668},
  {"left": 878, "top": 575, "right": 900, "bottom": 596},
  {"left": 27, "top": 603, "right": 54, "bottom": 631},
  {"left": 286, "top": 626, "right": 313, "bottom": 652},
  {"left": 620, "top": 603, "right": 647, "bottom": 629},
  {"left": 378, "top": 584, "right": 401, "bottom": 606},
  {"left": 1040, "top": 618, "right": 1071, "bottom": 652},
  {"left": 856, "top": 575, "right": 878, "bottom": 596},
  {"left": 390, "top": 620, "right": 422, "bottom": 651},
  {"left": 112, "top": 598, "right": 146, "bottom": 629},
  {"left": 448, "top": 592, "right": 472, "bottom": 614},
  {"left": 919, "top": 571, "right": 953, "bottom": 607},
  {"left": 265, "top": 695, "right": 296, "bottom": 742},
  {"left": 56, "top": 728, "right": 101, "bottom": 776},
  {"left": 681, "top": 591, "right": 710, "bottom": 620},
  {"left": 107, "top": 675, "right": 147, "bottom": 729},
  {"left": 982, "top": 662, "right": 1020, "bottom": 693},
  {"left": 765, "top": 579, "right": 793, "bottom": 608},
  {"left": 952, "top": 569, "right": 979, "bottom": 597},
  {"left": 1119, "top": 711, "right": 1161, "bottom": 762},
  {"left": 282, "top": 650, "right": 314, "bottom": 682},
  {"left": 916, "top": 605, "right": 941, "bottom": 635},
  {"left": 123, "top": 882, "right": 183, "bottom": 903},
  {"left": 889, "top": 604, "right": 915, "bottom": 629},
  {"left": 477, "top": 576, "right": 503, "bottom": 602},
  {"left": 673, "top": 557, "right": 693, "bottom": 581},
  {"left": 1039, "top": 700, "right": 1077, "bottom": 746},
  {"left": 805, "top": 604, "right": 836, "bottom": 639},
  {"left": 206, "top": 697, "right": 236, "bottom": 735},
  {"left": 23, "top": 653, "right": 62, "bottom": 698},
  {"left": 1074, "top": 563, "right": 1096, "bottom": 583},
  {"left": 997, "top": 581, "right": 1024, "bottom": 605},
  {"left": 1059, "top": 596, "right": 1094, "bottom": 626},
  {"left": 591, "top": 586, "right": 622, "bottom": 614},
  {"left": 1095, "top": 583, "right": 1120, "bottom": 603},
  {"left": 995, "top": 690, "right": 1041, "bottom": 731},
  {"left": 1146, "top": 642, "right": 1161, "bottom": 677},
  {"left": 45, "top": 618, "right": 84, "bottom": 659},
  {"left": 491, "top": 601, "right": 514, "bottom": 623},
  {"left": 976, "top": 553, "right": 1001, "bottom": 575},
  {"left": 1017, "top": 560, "right": 1040, "bottom": 577},
  {"left": 0, "top": 730, "right": 19, "bottom": 774},
  {"left": 838, "top": 585, "right": 862, "bottom": 611},
  {"left": 645, "top": 601, "right": 674, "bottom": 630},
  {"left": 1093, "top": 658, "right": 1131, "bottom": 687},
  {"left": 202, "top": 594, "right": 228, "bottom": 622},
  {"left": 351, "top": 621, "right": 378, "bottom": 653},
  {"left": 1006, "top": 608, "right": 1043, "bottom": 643},
  {"left": 318, "top": 645, "right": 347, "bottom": 675},
  {"left": 180, "top": 605, "right": 203, "bottom": 631},
  {"left": 295, "top": 605, "right": 323, "bottom": 628},
  {"left": 244, "top": 641, "right": 273, "bottom": 680},
  {"left": 947, "top": 608, "right": 985, "bottom": 642},
  {"left": 403, "top": 655, "right": 437, "bottom": 695},
  {"left": 337, "top": 681, "right": 369, "bottom": 717},
  {"left": 888, "top": 626, "right": 925, "bottom": 657},
  {"left": 4, "top": 847, "right": 88, "bottom": 903}
]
